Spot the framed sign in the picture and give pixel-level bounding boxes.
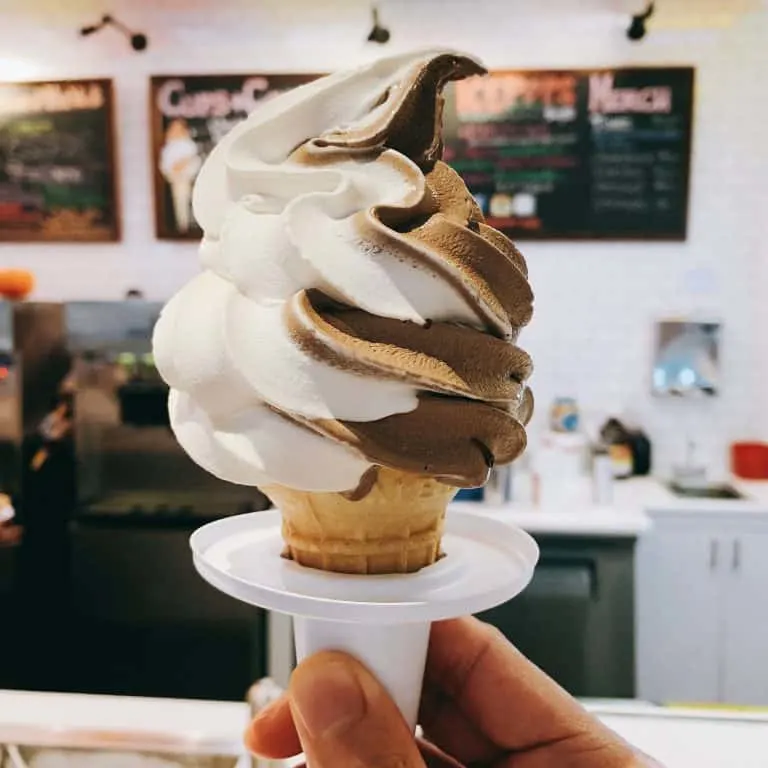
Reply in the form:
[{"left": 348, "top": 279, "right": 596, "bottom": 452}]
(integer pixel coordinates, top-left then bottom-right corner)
[
  {"left": 150, "top": 74, "right": 319, "bottom": 240},
  {"left": 443, "top": 67, "right": 695, "bottom": 240},
  {"left": 0, "top": 79, "right": 119, "bottom": 242}
]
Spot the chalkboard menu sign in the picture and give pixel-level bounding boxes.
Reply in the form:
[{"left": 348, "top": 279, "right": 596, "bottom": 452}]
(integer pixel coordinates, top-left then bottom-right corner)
[
  {"left": 150, "top": 74, "right": 319, "bottom": 240},
  {"left": 0, "top": 79, "right": 119, "bottom": 242},
  {"left": 443, "top": 67, "right": 694, "bottom": 240}
]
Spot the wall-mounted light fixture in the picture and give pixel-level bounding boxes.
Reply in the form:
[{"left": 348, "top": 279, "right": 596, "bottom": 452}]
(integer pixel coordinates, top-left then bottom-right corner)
[
  {"left": 367, "top": 5, "right": 390, "bottom": 44},
  {"left": 627, "top": 1, "right": 655, "bottom": 41},
  {"left": 80, "top": 14, "right": 148, "bottom": 52}
]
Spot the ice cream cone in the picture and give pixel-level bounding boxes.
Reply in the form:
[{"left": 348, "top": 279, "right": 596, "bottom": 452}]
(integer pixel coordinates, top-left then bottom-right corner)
[
  {"left": 170, "top": 177, "right": 193, "bottom": 232},
  {"left": 263, "top": 467, "right": 458, "bottom": 574}
]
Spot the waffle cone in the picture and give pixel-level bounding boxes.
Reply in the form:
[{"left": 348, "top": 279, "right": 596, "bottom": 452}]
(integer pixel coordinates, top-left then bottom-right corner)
[{"left": 263, "top": 467, "right": 457, "bottom": 575}]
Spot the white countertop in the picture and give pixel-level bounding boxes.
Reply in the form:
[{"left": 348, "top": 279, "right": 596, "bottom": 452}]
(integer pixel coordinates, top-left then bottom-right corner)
[
  {"left": 2, "top": 690, "right": 768, "bottom": 768},
  {"left": 450, "top": 500, "right": 651, "bottom": 536},
  {"left": 587, "top": 700, "right": 768, "bottom": 768},
  {"left": 449, "top": 476, "right": 768, "bottom": 537},
  {"left": 0, "top": 689, "right": 248, "bottom": 756}
]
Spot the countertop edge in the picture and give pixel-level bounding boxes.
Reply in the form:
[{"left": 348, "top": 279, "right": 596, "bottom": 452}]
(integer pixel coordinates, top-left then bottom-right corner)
[
  {"left": 449, "top": 502, "right": 651, "bottom": 537},
  {"left": 449, "top": 477, "right": 768, "bottom": 536}
]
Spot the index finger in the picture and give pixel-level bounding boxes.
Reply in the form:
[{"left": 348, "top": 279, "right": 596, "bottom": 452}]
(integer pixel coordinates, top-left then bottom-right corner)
[{"left": 423, "top": 617, "right": 631, "bottom": 756}]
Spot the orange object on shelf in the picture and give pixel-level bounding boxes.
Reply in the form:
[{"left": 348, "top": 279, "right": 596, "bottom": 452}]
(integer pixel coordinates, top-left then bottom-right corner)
[
  {"left": 731, "top": 442, "right": 768, "bottom": 480},
  {"left": 0, "top": 269, "right": 34, "bottom": 300}
]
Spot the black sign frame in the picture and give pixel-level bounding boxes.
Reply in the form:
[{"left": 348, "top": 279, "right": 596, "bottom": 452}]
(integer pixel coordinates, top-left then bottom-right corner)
[
  {"left": 444, "top": 66, "right": 695, "bottom": 241},
  {"left": 0, "top": 78, "right": 120, "bottom": 243},
  {"left": 149, "top": 74, "right": 320, "bottom": 240}
]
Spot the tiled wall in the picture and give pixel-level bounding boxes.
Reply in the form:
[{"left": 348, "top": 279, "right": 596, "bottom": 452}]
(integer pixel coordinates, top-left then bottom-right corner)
[{"left": 0, "top": 0, "right": 766, "bottom": 474}]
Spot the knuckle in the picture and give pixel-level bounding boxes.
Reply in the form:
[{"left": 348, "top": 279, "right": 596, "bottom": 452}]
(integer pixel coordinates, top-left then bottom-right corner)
[{"left": 374, "top": 758, "right": 412, "bottom": 768}]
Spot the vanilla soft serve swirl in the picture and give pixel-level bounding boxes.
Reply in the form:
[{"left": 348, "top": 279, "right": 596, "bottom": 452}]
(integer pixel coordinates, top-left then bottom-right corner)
[{"left": 152, "top": 51, "right": 534, "bottom": 495}]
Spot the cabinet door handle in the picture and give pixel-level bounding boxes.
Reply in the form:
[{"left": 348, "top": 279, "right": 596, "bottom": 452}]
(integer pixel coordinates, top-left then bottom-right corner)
[
  {"left": 709, "top": 539, "right": 718, "bottom": 571},
  {"left": 732, "top": 539, "right": 741, "bottom": 572}
]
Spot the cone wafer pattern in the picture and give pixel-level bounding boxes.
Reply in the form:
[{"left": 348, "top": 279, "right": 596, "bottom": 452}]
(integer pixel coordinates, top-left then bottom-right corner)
[{"left": 264, "top": 467, "right": 457, "bottom": 574}]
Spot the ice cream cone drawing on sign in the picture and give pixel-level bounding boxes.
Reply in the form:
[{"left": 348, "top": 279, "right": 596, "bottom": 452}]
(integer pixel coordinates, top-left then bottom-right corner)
[{"left": 159, "top": 119, "right": 202, "bottom": 233}]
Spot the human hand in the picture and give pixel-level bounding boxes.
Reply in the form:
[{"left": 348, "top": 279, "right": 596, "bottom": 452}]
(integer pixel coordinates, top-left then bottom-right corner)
[{"left": 246, "top": 616, "right": 661, "bottom": 767}]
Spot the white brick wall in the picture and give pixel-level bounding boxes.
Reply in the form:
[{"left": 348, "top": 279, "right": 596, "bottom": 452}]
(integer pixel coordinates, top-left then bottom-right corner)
[{"left": 0, "top": 0, "right": 766, "bottom": 474}]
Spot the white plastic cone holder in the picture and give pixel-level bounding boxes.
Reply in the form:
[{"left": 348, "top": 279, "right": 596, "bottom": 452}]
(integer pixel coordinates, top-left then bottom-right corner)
[{"left": 190, "top": 509, "right": 538, "bottom": 730}]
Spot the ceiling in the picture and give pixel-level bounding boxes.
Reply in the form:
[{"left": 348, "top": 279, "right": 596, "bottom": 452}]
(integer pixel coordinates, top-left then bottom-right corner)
[{"left": 0, "top": 0, "right": 763, "bottom": 28}]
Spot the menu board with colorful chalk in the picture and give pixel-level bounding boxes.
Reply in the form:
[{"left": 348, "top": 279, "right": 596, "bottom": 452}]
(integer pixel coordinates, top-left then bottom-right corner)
[
  {"left": 150, "top": 74, "right": 319, "bottom": 240},
  {"left": 443, "top": 67, "right": 694, "bottom": 240},
  {"left": 0, "top": 79, "right": 119, "bottom": 242}
]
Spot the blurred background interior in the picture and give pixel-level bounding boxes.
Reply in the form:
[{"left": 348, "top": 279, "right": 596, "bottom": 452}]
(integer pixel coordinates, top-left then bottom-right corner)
[{"left": 0, "top": 0, "right": 767, "bottom": 765}]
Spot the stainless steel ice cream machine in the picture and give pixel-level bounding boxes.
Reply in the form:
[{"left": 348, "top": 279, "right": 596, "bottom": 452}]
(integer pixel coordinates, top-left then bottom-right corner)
[
  {"left": 64, "top": 300, "right": 268, "bottom": 522},
  {"left": 0, "top": 300, "right": 269, "bottom": 701}
]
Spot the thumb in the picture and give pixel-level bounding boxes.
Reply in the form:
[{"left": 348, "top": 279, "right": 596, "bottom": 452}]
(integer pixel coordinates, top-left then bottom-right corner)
[{"left": 288, "top": 650, "right": 425, "bottom": 768}]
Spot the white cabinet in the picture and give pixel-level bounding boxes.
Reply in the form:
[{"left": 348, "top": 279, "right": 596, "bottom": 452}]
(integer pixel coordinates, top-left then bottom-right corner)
[
  {"left": 636, "top": 514, "right": 768, "bottom": 706},
  {"left": 636, "top": 526, "right": 722, "bottom": 703},
  {"left": 722, "top": 532, "right": 768, "bottom": 704}
]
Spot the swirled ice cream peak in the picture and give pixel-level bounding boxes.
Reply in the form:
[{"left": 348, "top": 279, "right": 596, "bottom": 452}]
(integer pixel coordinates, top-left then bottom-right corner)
[{"left": 153, "top": 51, "right": 534, "bottom": 494}]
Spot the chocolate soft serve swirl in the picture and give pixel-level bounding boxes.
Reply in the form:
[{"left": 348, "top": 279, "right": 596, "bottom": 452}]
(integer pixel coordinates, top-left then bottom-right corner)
[{"left": 152, "top": 51, "right": 534, "bottom": 495}]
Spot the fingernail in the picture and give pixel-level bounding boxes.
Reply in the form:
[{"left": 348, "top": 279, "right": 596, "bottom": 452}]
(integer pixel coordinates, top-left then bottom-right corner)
[
  {"left": 246, "top": 706, "right": 272, "bottom": 738},
  {"left": 291, "top": 660, "right": 366, "bottom": 736}
]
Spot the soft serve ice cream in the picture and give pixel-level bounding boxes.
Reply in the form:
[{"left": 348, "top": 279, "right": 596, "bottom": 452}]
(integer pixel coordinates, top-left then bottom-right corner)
[{"left": 153, "top": 51, "right": 534, "bottom": 572}]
